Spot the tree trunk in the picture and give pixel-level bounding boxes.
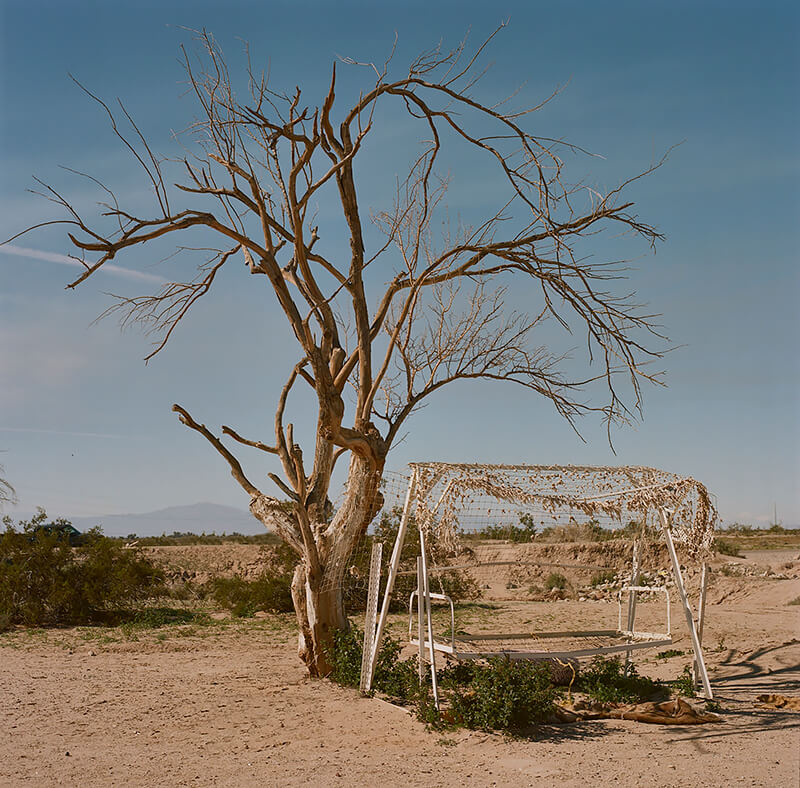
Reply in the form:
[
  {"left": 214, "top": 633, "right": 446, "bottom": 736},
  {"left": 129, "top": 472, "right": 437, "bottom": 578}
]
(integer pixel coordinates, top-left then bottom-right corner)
[
  {"left": 291, "top": 563, "right": 347, "bottom": 676},
  {"left": 291, "top": 455, "right": 384, "bottom": 676}
]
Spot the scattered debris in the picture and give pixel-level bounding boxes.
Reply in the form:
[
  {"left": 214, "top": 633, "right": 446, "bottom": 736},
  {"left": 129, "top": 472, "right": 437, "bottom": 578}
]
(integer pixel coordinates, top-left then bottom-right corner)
[
  {"left": 756, "top": 694, "right": 800, "bottom": 711},
  {"left": 572, "top": 698, "right": 720, "bottom": 725}
]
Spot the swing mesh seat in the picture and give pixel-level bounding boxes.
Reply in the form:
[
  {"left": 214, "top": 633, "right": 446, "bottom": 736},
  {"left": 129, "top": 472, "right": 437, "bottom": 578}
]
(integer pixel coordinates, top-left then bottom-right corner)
[
  {"left": 409, "top": 582, "right": 673, "bottom": 663},
  {"left": 414, "top": 629, "right": 673, "bottom": 662}
]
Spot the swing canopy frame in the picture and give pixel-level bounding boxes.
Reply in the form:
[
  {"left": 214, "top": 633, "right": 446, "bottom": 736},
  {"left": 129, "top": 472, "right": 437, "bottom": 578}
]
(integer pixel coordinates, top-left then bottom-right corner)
[{"left": 361, "top": 463, "right": 717, "bottom": 703}]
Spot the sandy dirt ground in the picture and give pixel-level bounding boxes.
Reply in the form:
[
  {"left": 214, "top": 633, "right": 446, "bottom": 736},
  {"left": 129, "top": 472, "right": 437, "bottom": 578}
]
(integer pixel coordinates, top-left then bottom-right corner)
[{"left": 1, "top": 546, "right": 798, "bottom": 787}]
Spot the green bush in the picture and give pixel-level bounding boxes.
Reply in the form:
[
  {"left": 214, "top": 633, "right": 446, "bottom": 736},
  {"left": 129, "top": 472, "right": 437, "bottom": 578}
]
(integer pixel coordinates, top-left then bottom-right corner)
[
  {"left": 373, "top": 634, "right": 420, "bottom": 700},
  {"left": 206, "top": 573, "right": 292, "bottom": 617},
  {"left": 577, "top": 656, "right": 661, "bottom": 704},
  {"left": 468, "top": 517, "right": 664, "bottom": 543},
  {"left": 671, "top": 664, "right": 697, "bottom": 697},
  {"left": 327, "top": 625, "right": 419, "bottom": 702},
  {"left": 590, "top": 569, "right": 617, "bottom": 587},
  {"left": 470, "top": 515, "right": 538, "bottom": 543},
  {"left": 0, "top": 510, "right": 165, "bottom": 629},
  {"left": 126, "top": 607, "right": 211, "bottom": 628},
  {"left": 328, "top": 627, "right": 558, "bottom": 732},
  {"left": 713, "top": 538, "right": 742, "bottom": 557},
  {"left": 654, "top": 649, "right": 684, "bottom": 659},
  {"left": 328, "top": 625, "right": 365, "bottom": 688},
  {"left": 544, "top": 572, "right": 567, "bottom": 591},
  {"left": 203, "top": 541, "right": 296, "bottom": 617},
  {"left": 445, "top": 658, "right": 558, "bottom": 731}
]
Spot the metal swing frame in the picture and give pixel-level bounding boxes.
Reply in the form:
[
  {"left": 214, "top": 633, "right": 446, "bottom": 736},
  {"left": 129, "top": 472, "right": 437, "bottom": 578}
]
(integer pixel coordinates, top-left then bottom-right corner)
[{"left": 361, "top": 464, "right": 713, "bottom": 704}]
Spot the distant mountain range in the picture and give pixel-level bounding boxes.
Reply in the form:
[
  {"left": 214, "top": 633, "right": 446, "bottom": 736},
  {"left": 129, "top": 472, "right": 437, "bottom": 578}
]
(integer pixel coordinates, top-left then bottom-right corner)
[{"left": 68, "top": 502, "right": 264, "bottom": 537}]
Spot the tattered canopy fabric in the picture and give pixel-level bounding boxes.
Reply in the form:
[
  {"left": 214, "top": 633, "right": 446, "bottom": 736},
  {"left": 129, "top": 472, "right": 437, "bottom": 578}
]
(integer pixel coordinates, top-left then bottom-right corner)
[{"left": 410, "top": 463, "right": 717, "bottom": 559}]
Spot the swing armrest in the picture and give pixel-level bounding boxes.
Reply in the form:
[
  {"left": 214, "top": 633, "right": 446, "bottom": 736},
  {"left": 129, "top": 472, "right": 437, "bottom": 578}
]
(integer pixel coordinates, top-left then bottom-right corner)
[
  {"left": 408, "top": 590, "right": 456, "bottom": 653},
  {"left": 617, "top": 584, "right": 671, "bottom": 638}
]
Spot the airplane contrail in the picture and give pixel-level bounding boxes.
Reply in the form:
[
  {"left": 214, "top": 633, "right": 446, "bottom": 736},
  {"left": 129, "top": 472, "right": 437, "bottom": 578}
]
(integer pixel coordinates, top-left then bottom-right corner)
[
  {"left": 0, "top": 243, "right": 167, "bottom": 284},
  {"left": 0, "top": 426, "right": 129, "bottom": 439}
]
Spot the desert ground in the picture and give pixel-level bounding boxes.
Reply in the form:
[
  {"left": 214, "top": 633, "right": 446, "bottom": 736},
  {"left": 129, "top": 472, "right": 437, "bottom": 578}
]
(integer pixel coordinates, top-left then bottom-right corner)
[{"left": 2, "top": 542, "right": 798, "bottom": 787}]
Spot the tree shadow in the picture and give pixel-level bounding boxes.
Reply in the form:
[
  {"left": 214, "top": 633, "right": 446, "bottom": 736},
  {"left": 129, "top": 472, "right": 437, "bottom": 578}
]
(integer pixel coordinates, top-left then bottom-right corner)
[
  {"left": 663, "top": 707, "right": 800, "bottom": 744},
  {"left": 711, "top": 639, "right": 800, "bottom": 697},
  {"left": 715, "top": 672, "right": 800, "bottom": 696},
  {"left": 517, "top": 720, "right": 618, "bottom": 743},
  {"left": 717, "top": 639, "right": 799, "bottom": 668}
]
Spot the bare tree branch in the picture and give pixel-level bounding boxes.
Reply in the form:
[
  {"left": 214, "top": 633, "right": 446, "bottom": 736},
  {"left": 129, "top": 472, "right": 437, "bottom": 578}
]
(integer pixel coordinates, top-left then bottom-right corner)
[
  {"left": 0, "top": 463, "right": 16, "bottom": 510},
  {"left": 171, "top": 404, "right": 262, "bottom": 497}
]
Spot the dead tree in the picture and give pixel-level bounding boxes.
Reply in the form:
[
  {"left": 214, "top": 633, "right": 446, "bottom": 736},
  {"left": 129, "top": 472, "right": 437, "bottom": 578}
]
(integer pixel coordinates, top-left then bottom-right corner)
[{"left": 11, "top": 29, "right": 669, "bottom": 675}]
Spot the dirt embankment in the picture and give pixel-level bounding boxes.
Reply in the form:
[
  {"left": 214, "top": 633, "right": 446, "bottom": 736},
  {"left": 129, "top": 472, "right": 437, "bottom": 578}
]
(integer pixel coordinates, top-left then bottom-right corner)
[
  {"left": 455, "top": 540, "right": 800, "bottom": 605},
  {"left": 142, "top": 544, "right": 275, "bottom": 584},
  {"left": 144, "top": 539, "right": 800, "bottom": 607}
]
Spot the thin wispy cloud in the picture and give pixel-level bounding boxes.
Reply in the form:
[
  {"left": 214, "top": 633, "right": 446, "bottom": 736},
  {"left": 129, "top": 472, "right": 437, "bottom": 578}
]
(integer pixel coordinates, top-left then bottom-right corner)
[
  {"left": 0, "top": 427, "right": 128, "bottom": 439},
  {"left": 0, "top": 243, "right": 167, "bottom": 285}
]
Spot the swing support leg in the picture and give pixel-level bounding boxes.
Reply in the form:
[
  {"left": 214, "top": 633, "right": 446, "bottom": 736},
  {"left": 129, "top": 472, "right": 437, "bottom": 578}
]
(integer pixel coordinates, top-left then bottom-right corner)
[
  {"left": 624, "top": 539, "right": 640, "bottom": 674},
  {"left": 694, "top": 562, "right": 709, "bottom": 690},
  {"left": 659, "top": 508, "right": 713, "bottom": 699},
  {"left": 364, "top": 471, "right": 418, "bottom": 693},
  {"left": 418, "top": 528, "right": 440, "bottom": 709}
]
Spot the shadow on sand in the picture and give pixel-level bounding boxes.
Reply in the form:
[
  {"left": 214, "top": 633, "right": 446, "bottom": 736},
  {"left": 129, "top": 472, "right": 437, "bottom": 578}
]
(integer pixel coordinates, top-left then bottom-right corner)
[
  {"left": 711, "top": 639, "right": 800, "bottom": 696},
  {"left": 664, "top": 639, "right": 800, "bottom": 744}
]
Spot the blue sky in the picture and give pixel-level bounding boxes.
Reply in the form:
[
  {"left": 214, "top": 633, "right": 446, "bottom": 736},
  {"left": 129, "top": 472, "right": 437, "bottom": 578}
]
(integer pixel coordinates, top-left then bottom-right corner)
[{"left": 1, "top": 0, "right": 798, "bottom": 527}]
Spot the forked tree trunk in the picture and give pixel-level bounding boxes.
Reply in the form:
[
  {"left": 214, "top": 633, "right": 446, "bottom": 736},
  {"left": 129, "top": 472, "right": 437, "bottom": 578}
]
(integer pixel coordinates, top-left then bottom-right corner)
[
  {"left": 290, "top": 457, "right": 383, "bottom": 677},
  {"left": 291, "top": 564, "right": 346, "bottom": 676}
]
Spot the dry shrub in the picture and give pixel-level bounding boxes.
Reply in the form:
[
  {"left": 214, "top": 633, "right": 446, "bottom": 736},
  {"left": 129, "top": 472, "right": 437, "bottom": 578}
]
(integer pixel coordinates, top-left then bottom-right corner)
[{"left": 0, "top": 511, "right": 164, "bottom": 629}]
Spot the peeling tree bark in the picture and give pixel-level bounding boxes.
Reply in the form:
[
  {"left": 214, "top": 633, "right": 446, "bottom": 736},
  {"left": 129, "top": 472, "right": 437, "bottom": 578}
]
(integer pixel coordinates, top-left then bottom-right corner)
[
  {"left": 296, "top": 456, "right": 384, "bottom": 676},
  {"left": 247, "top": 451, "right": 384, "bottom": 676}
]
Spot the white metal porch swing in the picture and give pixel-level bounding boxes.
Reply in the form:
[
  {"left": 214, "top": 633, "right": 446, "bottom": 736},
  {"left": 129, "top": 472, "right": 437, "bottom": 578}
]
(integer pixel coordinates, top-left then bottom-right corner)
[{"left": 359, "top": 463, "right": 716, "bottom": 707}]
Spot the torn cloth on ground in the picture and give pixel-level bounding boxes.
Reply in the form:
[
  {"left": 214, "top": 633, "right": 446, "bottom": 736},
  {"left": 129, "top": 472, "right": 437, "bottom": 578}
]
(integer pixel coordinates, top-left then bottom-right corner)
[{"left": 553, "top": 698, "right": 720, "bottom": 725}]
